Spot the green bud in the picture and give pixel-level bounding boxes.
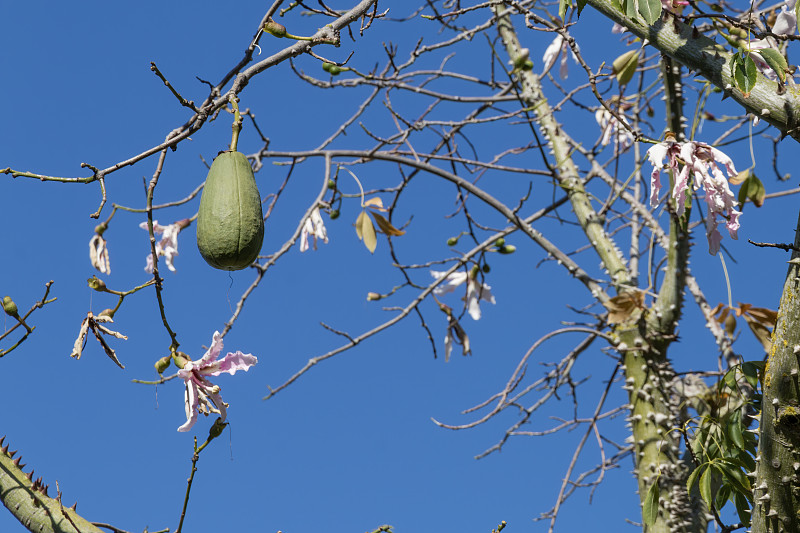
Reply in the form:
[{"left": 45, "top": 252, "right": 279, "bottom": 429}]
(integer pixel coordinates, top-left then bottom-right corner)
[
  {"left": 447, "top": 237, "right": 459, "bottom": 246},
  {"left": 327, "top": 179, "right": 336, "bottom": 189},
  {"left": 94, "top": 222, "right": 108, "bottom": 236},
  {"left": 498, "top": 244, "right": 516, "bottom": 254},
  {"left": 322, "top": 62, "right": 334, "bottom": 72},
  {"left": 209, "top": 417, "right": 228, "bottom": 439},
  {"left": 482, "top": 263, "right": 491, "bottom": 273},
  {"left": 97, "top": 308, "right": 116, "bottom": 319},
  {"left": 172, "top": 352, "right": 190, "bottom": 369},
  {"left": 2, "top": 296, "right": 18, "bottom": 317},
  {"left": 495, "top": 238, "right": 505, "bottom": 247},
  {"left": 470, "top": 265, "right": 480, "bottom": 278},
  {"left": 328, "top": 65, "right": 342, "bottom": 76},
  {"left": 263, "top": 20, "right": 287, "bottom": 37},
  {"left": 366, "top": 292, "right": 381, "bottom": 301},
  {"left": 154, "top": 355, "right": 172, "bottom": 374},
  {"left": 87, "top": 276, "right": 107, "bottom": 292},
  {"left": 329, "top": 209, "right": 340, "bottom": 220},
  {"left": 521, "top": 59, "right": 534, "bottom": 71}
]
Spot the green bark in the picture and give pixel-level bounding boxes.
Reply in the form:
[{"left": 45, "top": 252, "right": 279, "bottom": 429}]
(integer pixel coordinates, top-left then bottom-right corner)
[
  {"left": 0, "top": 437, "right": 102, "bottom": 533},
  {"left": 751, "top": 210, "right": 800, "bottom": 532}
]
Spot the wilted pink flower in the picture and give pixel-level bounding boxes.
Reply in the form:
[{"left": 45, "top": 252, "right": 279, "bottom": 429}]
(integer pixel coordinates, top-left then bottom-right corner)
[
  {"left": 596, "top": 108, "right": 634, "bottom": 152},
  {"left": 431, "top": 270, "right": 496, "bottom": 320},
  {"left": 646, "top": 139, "right": 741, "bottom": 255},
  {"left": 300, "top": 208, "right": 329, "bottom": 252},
  {"left": 542, "top": 35, "right": 580, "bottom": 79},
  {"left": 140, "top": 219, "right": 189, "bottom": 272},
  {"left": 177, "top": 331, "right": 258, "bottom": 432},
  {"left": 89, "top": 234, "right": 111, "bottom": 275}
]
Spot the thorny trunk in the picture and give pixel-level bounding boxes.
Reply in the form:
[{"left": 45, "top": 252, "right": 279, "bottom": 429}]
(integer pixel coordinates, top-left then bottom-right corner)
[
  {"left": 751, "top": 211, "right": 800, "bottom": 533},
  {"left": 492, "top": 8, "right": 703, "bottom": 532},
  {"left": 0, "top": 436, "right": 101, "bottom": 533}
]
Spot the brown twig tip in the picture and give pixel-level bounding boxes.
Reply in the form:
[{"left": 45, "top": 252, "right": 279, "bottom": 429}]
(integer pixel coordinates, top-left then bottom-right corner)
[{"left": 747, "top": 239, "right": 799, "bottom": 252}]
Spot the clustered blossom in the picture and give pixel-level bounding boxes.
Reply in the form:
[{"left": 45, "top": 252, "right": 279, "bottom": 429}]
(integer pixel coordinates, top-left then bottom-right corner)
[
  {"left": 431, "top": 270, "right": 495, "bottom": 321},
  {"left": 646, "top": 139, "right": 741, "bottom": 255},
  {"left": 140, "top": 219, "right": 187, "bottom": 272},
  {"left": 595, "top": 108, "right": 634, "bottom": 152},
  {"left": 300, "top": 207, "right": 328, "bottom": 252},
  {"left": 177, "top": 331, "right": 258, "bottom": 432},
  {"left": 89, "top": 234, "right": 111, "bottom": 275},
  {"left": 542, "top": 35, "right": 580, "bottom": 79}
]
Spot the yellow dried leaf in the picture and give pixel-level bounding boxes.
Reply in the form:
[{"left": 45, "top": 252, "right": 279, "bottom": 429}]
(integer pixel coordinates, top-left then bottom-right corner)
[
  {"left": 355, "top": 210, "right": 377, "bottom": 253},
  {"left": 603, "top": 290, "right": 645, "bottom": 324},
  {"left": 364, "top": 197, "right": 386, "bottom": 211}
]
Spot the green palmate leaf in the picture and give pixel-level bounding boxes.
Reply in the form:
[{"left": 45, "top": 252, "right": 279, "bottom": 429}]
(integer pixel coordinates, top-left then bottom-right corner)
[
  {"left": 755, "top": 47, "right": 789, "bottom": 82},
  {"left": 718, "top": 460, "right": 751, "bottom": 494},
  {"left": 686, "top": 464, "right": 704, "bottom": 495},
  {"left": 623, "top": 0, "right": 637, "bottom": 20},
  {"left": 612, "top": 50, "right": 640, "bottom": 86},
  {"left": 735, "top": 491, "right": 752, "bottom": 527},
  {"left": 643, "top": 480, "right": 660, "bottom": 526},
  {"left": 559, "top": 0, "right": 570, "bottom": 20},
  {"left": 738, "top": 173, "right": 766, "bottom": 209},
  {"left": 715, "top": 483, "right": 732, "bottom": 510},
  {"left": 727, "top": 409, "right": 745, "bottom": 449},
  {"left": 741, "top": 360, "right": 761, "bottom": 388},
  {"left": 731, "top": 53, "right": 758, "bottom": 97},
  {"left": 637, "top": 0, "right": 662, "bottom": 25},
  {"left": 355, "top": 210, "right": 377, "bottom": 253},
  {"left": 700, "top": 463, "right": 713, "bottom": 508}
]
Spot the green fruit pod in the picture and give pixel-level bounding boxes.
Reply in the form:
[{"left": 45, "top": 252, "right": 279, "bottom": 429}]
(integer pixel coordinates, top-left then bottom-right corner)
[{"left": 197, "top": 150, "right": 264, "bottom": 270}]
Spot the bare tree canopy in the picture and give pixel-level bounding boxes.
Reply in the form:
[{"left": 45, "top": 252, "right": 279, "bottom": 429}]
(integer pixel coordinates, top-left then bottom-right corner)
[{"left": 3, "top": 1, "right": 800, "bottom": 532}]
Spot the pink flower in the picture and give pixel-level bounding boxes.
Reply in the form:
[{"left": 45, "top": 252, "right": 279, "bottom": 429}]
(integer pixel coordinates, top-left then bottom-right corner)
[
  {"left": 140, "top": 219, "right": 188, "bottom": 272},
  {"left": 431, "top": 270, "right": 496, "bottom": 320},
  {"left": 646, "top": 139, "right": 741, "bottom": 255},
  {"left": 177, "top": 331, "right": 258, "bottom": 432}
]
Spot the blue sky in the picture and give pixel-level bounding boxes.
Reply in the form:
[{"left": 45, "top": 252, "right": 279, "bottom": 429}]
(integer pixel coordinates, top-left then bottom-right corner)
[{"left": 2, "top": 1, "right": 798, "bottom": 532}]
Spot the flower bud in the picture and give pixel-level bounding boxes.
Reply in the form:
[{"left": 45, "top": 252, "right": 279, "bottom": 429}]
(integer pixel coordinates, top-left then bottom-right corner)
[
  {"left": 327, "top": 179, "right": 336, "bottom": 189},
  {"left": 366, "top": 292, "right": 381, "bottom": 301},
  {"left": 322, "top": 62, "right": 334, "bottom": 72},
  {"left": 263, "top": 20, "right": 287, "bottom": 37},
  {"left": 87, "top": 276, "right": 107, "bottom": 292},
  {"left": 329, "top": 209, "right": 340, "bottom": 220},
  {"left": 447, "top": 237, "right": 459, "bottom": 246},
  {"left": 2, "top": 296, "right": 18, "bottom": 317},
  {"left": 498, "top": 245, "right": 516, "bottom": 254},
  {"left": 328, "top": 65, "right": 342, "bottom": 76},
  {"left": 172, "top": 352, "right": 190, "bottom": 369},
  {"left": 208, "top": 417, "right": 228, "bottom": 439},
  {"left": 154, "top": 355, "right": 172, "bottom": 374},
  {"left": 470, "top": 265, "right": 480, "bottom": 278},
  {"left": 495, "top": 238, "right": 505, "bottom": 247},
  {"left": 94, "top": 222, "right": 108, "bottom": 236},
  {"left": 482, "top": 263, "right": 491, "bottom": 273},
  {"left": 521, "top": 59, "right": 534, "bottom": 71},
  {"left": 98, "top": 308, "right": 116, "bottom": 319}
]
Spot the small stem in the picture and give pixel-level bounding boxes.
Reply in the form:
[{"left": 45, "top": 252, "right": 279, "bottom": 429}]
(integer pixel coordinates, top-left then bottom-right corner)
[{"left": 229, "top": 95, "right": 242, "bottom": 152}]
